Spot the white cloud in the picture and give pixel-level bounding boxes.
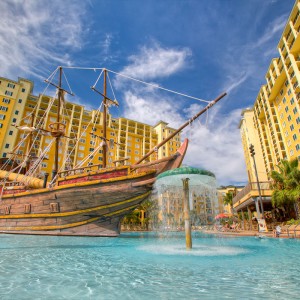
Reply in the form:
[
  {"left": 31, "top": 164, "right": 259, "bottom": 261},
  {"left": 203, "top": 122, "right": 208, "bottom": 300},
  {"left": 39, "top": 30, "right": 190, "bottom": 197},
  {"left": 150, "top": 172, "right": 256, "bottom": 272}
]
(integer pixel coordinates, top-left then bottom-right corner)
[
  {"left": 121, "top": 43, "right": 192, "bottom": 80},
  {"left": 122, "top": 90, "right": 184, "bottom": 127},
  {"left": 0, "top": 0, "right": 87, "bottom": 79},
  {"left": 183, "top": 109, "right": 247, "bottom": 186}
]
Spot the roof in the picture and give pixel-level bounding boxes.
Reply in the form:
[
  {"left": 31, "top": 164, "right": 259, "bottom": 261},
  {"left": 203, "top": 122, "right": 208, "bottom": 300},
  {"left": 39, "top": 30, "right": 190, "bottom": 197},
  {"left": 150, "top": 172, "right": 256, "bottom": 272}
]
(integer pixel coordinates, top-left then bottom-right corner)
[{"left": 157, "top": 166, "right": 215, "bottom": 180}]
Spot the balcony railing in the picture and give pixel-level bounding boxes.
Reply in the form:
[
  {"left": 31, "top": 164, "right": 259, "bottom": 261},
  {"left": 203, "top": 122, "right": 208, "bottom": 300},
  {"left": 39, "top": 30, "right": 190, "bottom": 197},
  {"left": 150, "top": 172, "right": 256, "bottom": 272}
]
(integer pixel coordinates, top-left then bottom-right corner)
[{"left": 233, "top": 181, "right": 272, "bottom": 206}]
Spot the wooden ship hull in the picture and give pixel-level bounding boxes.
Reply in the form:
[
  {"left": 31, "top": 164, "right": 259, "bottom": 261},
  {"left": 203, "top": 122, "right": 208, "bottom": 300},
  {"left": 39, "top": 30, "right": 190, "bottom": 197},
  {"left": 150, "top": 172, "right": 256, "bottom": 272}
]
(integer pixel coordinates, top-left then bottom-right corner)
[{"left": 0, "top": 139, "right": 188, "bottom": 237}]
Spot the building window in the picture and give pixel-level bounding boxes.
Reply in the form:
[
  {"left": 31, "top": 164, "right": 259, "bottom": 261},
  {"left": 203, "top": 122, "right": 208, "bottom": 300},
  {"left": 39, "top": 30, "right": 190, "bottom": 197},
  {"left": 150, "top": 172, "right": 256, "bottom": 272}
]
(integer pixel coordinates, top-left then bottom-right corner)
[
  {"left": 285, "top": 80, "right": 289, "bottom": 87},
  {"left": 290, "top": 124, "right": 294, "bottom": 131},
  {"left": 2, "top": 153, "right": 6, "bottom": 158},
  {"left": 296, "top": 144, "right": 300, "bottom": 151},
  {"left": 290, "top": 98, "right": 295, "bottom": 105},
  {"left": 98, "top": 157, "right": 103, "bottom": 161},
  {"left": 285, "top": 106, "right": 289, "bottom": 112},
  {"left": 5, "top": 144, "right": 9, "bottom": 149},
  {"left": 293, "top": 134, "right": 297, "bottom": 141},
  {"left": 21, "top": 88, "right": 26, "bottom": 92},
  {"left": 5, "top": 91, "right": 13, "bottom": 96},
  {"left": 0, "top": 123, "right": 2, "bottom": 128},
  {"left": 296, "top": 117, "right": 300, "bottom": 124},
  {"left": 0, "top": 114, "right": 5, "bottom": 120},
  {"left": 15, "top": 110, "right": 19, "bottom": 115},
  {"left": 7, "top": 83, "right": 15, "bottom": 88},
  {"left": 290, "top": 150, "right": 294, "bottom": 156},
  {"left": 2, "top": 98, "right": 10, "bottom": 104},
  {"left": 0, "top": 106, "right": 8, "bottom": 112},
  {"left": 283, "top": 97, "right": 286, "bottom": 103},
  {"left": 18, "top": 99, "right": 22, "bottom": 103},
  {"left": 293, "top": 107, "right": 298, "bottom": 114},
  {"left": 89, "top": 148, "right": 94, "bottom": 152},
  {"left": 288, "top": 115, "right": 292, "bottom": 122},
  {"left": 9, "top": 130, "right": 13, "bottom": 135},
  {"left": 12, "top": 118, "right": 17, "bottom": 123}
]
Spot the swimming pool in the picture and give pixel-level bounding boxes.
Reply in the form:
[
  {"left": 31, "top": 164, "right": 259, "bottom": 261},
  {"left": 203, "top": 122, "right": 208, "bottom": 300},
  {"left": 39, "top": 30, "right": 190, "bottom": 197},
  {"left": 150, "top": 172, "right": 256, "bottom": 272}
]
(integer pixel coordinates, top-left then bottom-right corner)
[{"left": 0, "top": 232, "right": 299, "bottom": 299}]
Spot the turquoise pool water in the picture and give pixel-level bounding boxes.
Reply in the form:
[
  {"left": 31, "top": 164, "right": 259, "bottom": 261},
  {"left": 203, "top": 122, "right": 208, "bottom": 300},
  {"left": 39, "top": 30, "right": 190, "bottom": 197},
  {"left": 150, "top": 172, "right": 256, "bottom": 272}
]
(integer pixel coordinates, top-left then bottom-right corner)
[{"left": 0, "top": 232, "right": 299, "bottom": 299}]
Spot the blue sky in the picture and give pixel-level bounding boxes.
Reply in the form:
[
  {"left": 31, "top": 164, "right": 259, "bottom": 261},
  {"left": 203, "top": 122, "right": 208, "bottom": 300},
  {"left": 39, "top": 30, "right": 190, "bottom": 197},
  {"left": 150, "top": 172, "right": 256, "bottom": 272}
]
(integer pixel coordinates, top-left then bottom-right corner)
[{"left": 0, "top": 0, "right": 295, "bottom": 185}]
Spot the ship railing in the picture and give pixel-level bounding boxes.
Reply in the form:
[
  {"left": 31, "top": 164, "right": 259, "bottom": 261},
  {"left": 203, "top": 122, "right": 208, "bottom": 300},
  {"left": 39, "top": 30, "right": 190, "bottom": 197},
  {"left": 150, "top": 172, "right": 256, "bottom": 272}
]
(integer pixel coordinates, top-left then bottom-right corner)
[{"left": 58, "top": 163, "right": 124, "bottom": 178}]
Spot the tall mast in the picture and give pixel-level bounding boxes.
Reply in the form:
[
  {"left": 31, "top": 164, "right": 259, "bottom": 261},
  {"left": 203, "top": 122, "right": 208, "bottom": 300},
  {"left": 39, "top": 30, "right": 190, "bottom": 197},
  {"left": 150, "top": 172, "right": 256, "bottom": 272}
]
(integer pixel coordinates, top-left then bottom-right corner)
[
  {"left": 135, "top": 92, "right": 227, "bottom": 165},
  {"left": 102, "top": 69, "right": 107, "bottom": 168},
  {"left": 25, "top": 113, "right": 35, "bottom": 173},
  {"left": 52, "top": 66, "right": 62, "bottom": 180}
]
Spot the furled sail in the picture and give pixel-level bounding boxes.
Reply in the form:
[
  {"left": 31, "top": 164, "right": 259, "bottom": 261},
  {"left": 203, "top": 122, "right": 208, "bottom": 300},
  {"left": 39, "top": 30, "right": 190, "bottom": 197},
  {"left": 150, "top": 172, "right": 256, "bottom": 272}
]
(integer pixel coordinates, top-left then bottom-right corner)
[{"left": 0, "top": 171, "right": 44, "bottom": 189}]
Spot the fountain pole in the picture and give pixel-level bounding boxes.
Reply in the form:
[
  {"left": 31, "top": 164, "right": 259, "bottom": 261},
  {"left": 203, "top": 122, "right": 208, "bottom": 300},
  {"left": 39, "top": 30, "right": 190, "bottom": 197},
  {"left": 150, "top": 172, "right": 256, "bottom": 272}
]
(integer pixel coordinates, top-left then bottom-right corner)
[{"left": 182, "top": 178, "right": 192, "bottom": 250}]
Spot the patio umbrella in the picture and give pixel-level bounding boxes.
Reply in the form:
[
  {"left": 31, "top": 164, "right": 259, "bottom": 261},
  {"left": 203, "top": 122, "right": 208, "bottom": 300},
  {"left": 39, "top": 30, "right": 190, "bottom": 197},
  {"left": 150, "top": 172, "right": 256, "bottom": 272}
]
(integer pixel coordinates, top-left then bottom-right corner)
[{"left": 215, "top": 213, "right": 232, "bottom": 220}]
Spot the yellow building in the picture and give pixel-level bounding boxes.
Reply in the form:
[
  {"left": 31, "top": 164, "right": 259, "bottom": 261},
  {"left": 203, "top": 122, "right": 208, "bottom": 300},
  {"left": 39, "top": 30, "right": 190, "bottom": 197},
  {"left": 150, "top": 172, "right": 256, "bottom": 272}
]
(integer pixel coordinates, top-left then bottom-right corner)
[
  {"left": 217, "top": 185, "right": 244, "bottom": 214},
  {"left": 234, "top": 0, "right": 300, "bottom": 217},
  {"left": 0, "top": 76, "right": 181, "bottom": 176},
  {"left": 0, "top": 77, "right": 33, "bottom": 158},
  {"left": 239, "top": 109, "right": 268, "bottom": 182}
]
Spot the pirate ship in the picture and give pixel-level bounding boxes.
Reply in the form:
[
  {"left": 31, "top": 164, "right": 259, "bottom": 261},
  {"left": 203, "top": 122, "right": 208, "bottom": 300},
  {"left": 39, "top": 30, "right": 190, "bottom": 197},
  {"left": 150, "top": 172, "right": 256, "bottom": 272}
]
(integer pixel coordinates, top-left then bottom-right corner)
[{"left": 0, "top": 67, "right": 226, "bottom": 236}]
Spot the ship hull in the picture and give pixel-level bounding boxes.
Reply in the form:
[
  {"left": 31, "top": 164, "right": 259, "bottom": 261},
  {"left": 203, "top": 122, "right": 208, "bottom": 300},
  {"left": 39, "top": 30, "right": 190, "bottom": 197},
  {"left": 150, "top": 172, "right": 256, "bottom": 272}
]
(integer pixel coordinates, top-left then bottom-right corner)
[{"left": 0, "top": 139, "right": 188, "bottom": 236}]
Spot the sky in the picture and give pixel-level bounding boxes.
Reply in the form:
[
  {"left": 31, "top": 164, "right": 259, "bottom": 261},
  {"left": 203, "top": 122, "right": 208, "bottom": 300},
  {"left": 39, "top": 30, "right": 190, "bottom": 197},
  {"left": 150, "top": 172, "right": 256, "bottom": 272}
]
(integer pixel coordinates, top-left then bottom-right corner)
[{"left": 0, "top": 0, "right": 295, "bottom": 186}]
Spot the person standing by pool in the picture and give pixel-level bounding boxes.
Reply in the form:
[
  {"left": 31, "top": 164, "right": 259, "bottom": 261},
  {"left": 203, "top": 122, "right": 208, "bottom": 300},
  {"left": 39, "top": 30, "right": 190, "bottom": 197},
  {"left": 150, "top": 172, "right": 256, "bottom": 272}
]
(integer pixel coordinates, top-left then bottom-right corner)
[{"left": 273, "top": 225, "right": 281, "bottom": 237}]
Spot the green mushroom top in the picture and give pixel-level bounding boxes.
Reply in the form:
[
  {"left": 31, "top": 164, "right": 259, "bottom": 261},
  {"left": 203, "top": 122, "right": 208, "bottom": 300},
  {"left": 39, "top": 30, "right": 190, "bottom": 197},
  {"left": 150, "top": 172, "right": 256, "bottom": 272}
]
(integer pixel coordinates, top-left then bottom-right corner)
[{"left": 157, "top": 166, "right": 215, "bottom": 180}]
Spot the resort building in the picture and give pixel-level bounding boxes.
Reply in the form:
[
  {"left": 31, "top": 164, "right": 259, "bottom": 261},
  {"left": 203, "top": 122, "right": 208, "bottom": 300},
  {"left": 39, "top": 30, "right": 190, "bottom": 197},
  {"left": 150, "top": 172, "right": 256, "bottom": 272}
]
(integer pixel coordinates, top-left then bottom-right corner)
[
  {"left": 0, "top": 76, "right": 181, "bottom": 176},
  {"left": 233, "top": 0, "right": 300, "bottom": 218},
  {"left": 151, "top": 166, "right": 220, "bottom": 229},
  {"left": 0, "top": 77, "right": 34, "bottom": 159},
  {"left": 217, "top": 185, "right": 244, "bottom": 214}
]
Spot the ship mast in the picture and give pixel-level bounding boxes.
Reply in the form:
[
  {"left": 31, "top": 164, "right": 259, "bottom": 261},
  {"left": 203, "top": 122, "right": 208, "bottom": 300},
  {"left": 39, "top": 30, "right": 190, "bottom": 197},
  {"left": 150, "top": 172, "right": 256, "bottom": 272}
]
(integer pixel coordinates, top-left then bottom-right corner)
[
  {"left": 52, "top": 66, "right": 63, "bottom": 180},
  {"left": 25, "top": 113, "right": 35, "bottom": 172},
  {"left": 102, "top": 69, "right": 107, "bottom": 168},
  {"left": 135, "top": 92, "right": 227, "bottom": 165}
]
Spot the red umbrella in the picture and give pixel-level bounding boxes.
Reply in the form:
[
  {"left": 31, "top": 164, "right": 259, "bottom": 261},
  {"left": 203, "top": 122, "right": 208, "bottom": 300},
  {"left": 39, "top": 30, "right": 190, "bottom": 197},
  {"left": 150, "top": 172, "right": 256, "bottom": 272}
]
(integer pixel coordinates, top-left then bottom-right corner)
[{"left": 215, "top": 213, "right": 232, "bottom": 220}]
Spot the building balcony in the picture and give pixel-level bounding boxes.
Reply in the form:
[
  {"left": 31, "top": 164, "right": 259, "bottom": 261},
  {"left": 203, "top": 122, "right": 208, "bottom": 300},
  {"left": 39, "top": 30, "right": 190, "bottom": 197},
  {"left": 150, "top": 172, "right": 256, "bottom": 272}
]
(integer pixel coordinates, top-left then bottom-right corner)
[{"left": 233, "top": 181, "right": 273, "bottom": 211}]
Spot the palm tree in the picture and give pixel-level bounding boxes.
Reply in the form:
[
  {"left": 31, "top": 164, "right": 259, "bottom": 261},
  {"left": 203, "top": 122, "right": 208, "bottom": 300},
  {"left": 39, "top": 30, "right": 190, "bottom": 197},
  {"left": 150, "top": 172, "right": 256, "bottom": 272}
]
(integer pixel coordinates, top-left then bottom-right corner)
[
  {"left": 223, "top": 190, "right": 235, "bottom": 214},
  {"left": 270, "top": 158, "right": 300, "bottom": 219}
]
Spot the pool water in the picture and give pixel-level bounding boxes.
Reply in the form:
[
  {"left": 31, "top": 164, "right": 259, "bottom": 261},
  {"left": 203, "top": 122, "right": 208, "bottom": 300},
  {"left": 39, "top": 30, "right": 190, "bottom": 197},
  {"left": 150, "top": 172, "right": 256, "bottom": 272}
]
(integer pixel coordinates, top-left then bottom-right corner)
[{"left": 0, "top": 232, "right": 299, "bottom": 299}]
